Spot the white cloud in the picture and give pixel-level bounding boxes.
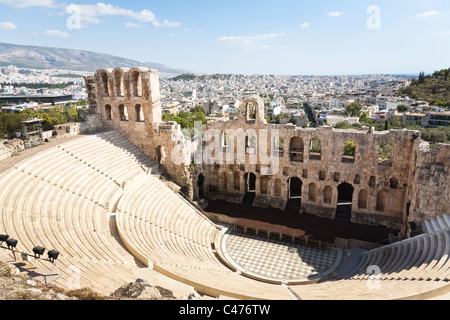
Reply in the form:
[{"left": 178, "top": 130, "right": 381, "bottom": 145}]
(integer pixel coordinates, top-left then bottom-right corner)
[
  {"left": 415, "top": 10, "right": 439, "bottom": 17},
  {"left": 217, "top": 33, "right": 287, "bottom": 52},
  {"left": 438, "top": 30, "right": 450, "bottom": 36},
  {"left": 125, "top": 22, "right": 145, "bottom": 28},
  {"left": 65, "top": 3, "right": 180, "bottom": 28},
  {"left": 0, "top": 0, "right": 55, "bottom": 7},
  {"left": 45, "top": 29, "right": 69, "bottom": 38},
  {"left": 300, "top": 22, "right": 310, "bottom": 28},
  {"left": 327, "top": 11, "right": 344, "bottom": 17},
  {"left": 0, "top": 21, "right": 17, "bottom": 30}
]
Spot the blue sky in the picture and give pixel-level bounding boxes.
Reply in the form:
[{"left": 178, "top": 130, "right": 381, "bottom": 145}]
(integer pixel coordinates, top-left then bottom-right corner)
[{"left": 0, "top": 0, "right": 449, "bottom": 75}]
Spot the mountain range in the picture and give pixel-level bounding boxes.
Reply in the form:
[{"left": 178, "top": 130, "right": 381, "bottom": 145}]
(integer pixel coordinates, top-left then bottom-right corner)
[{"left": 0, "top": 42, "right": 188, "bottom": 74}]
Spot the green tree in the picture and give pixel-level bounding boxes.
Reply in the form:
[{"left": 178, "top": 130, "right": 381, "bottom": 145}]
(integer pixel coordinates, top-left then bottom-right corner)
[
  {"left": 345, "top": 102, "right": 362, "bottom": 117},
  {"left": 397, "top": 104, "right": 407, "bottom": 112}
]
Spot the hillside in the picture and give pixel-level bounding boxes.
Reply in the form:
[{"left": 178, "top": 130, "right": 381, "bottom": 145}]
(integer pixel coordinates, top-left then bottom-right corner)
[
  {"left": 398, "top": 68, "right": 450, "bottom": 108},
  {"left": 0, "top": 42, "right": 188, "bottom": 74}
]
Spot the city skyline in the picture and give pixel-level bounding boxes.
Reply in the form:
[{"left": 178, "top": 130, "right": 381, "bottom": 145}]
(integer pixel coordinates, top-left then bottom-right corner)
[{"left": 0, "top": 0, "right": 449, "bottom": 75}]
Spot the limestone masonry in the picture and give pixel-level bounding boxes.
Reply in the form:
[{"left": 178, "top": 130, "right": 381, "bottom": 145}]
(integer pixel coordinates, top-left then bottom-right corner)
[{"left": 85, "top": 68, "right": 450, "bottom": 234}]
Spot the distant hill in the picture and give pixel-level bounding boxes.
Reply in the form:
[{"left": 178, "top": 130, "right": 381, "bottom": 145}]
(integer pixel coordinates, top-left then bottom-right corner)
[
  {"left": 398, "top": 68, "right": 450, "bottom": 108},
  {"left": 0, "top": 42, "right": 189, "bottom": 74}
]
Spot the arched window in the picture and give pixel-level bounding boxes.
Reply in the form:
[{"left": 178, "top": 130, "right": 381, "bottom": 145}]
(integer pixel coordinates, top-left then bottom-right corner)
[
  {"left": 358, "top": 190, "right": 368, "bottom": 209},
  {"left": 114, "top": 69, "right": 124, "bottom": 97},
  {"left": 274, "top": 179, "right": 281, "bottom": 196},
  {"left": 376, "top": 191, "right": 387, "bottom": 212},
  {"left": 131, "top": 70, "right": 142, "bottom": 97},
  {"left": 119, "top": 104, "right": 129, "bottom": 121},
  {"left": 324, "top": 186, "right": 332, "bottom": 204},
  {"left": 247, "top": 102, "right": 256, "bottom": 120},
  {"left": 273, "top": 136, "right": 284, "bottom": 157},
  {"left": 260, "top": 176, "right": 269, "bottom": 195},
  {"left": 290, "top": 137, "right": 304, "bottom": 162},
  {"left": 234, "top": 172, "right": 240, "bottom": 191},
  {"left": 105, "top": 105, "right": 112, "bottom": 120},
  {"left": 308, "top": 183, "right": 317, "bottom": 202},
  {"left": 379, "top": 142, "right": 393, "bottom": 166},
  {"left": 310, "top": 138, "right": 322, "bottom": 160},
  {"left": 135, "top": 104, "right": 144, "bottom": 122},
  {"left": 101, "top": 72, "right": 109, "bottom": 97},
  {"left": 342, "top": 140, "right": 356, "bottom": 163}
]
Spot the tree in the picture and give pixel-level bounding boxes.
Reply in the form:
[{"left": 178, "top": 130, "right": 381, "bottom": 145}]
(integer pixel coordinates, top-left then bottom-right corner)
[
  {"left": 345, "top": 102, "right": 362, "bottom": 117},
  {"left": 385, "top": 121, "right": 389, "bottom": 131},
  {"left": 397, "top": 104, "right": 407, "bottom": 112}
]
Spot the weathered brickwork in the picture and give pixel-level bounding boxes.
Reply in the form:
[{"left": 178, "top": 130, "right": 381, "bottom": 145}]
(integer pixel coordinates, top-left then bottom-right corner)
[{"left": 85, "top": 68, "right": 449, "bottom": 233}]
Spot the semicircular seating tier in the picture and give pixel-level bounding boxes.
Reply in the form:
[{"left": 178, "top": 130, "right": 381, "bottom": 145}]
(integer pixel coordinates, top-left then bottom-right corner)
[{"left": 0, "top": 130, "right": 448, "bottom": 300}]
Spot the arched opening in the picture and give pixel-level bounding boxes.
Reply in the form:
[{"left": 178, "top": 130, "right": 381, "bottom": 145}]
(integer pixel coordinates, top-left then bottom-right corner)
[
  {"left": 336, "top": 183, "right": 354, "bottom": 220},
  {"left": 197, "top": 174, "right": 205, "bottom": 199},
  {"left": 247, "top": 102, "right": 256, "bottom": 120},
  {"left": 379, "top": 142, "right": 393, "bottom": 166},
  {"left": 223, "top": 171, "right": 228, "bottom": 189},
  {"left": 308, "top": 183, "right": 317, "bottom": 202},
  {"left": 135, "top": 104, "right": 144, "bottom": 122},
  {"left": 286, "top": 177, "right": 302, "bottom": 213},
  {"left": 156, "top": 145, "right": 165, "bottom": 165},
  {"left": 324, "top": 185, "right": 332, "bottom": 204},
  {"left": 260, "top": 176, "right": 269, "bottom": 195},
  {"left": 376, "top": 191, "right": 387, "bottom": 212},
  {"left": 273, "top": 136, "right": 284, "bottom": 157},
  {"left": 244, "top": 172, "right": 256, "bottom": 193},
  {"left": 358, "top": 189, "right": 368, "bottom": 209},
  {"left": 309, "top": 138, "right": 322, "bottom": 160},
  {"left": 234, "top": 172, "right": 240, "bottom": 191},
  {"left": 245, "top": 134, "right": 257, "bottom": 155},
  {"left": 118, "top": 104, "right": 129, "bottom": 121},
  {"left": 290, "top": 137, "right": 304, "bottom": 162},
  {"left": 274, "top": 179, "right": 281, "bottom": 196},
  {"left": 101, "top": 72, "right": 109, "bottom": 97},
  {"left": 105, "top": 104, "right": 112, "bottom": 120},
  {"left": 342, "top": 140, "right": 356, "bottom": 163},
  {"left": 131, "top": 70, "right": 142, "bottom": 97},
  {"left": 289, "top": 177, "right": 302, "bottom": 198},
  {"left": 114, "top": 70, "right": 124, "bottom": 97},
  {"left": 243, "top": 172, "right": 256, "bottom": 205}
]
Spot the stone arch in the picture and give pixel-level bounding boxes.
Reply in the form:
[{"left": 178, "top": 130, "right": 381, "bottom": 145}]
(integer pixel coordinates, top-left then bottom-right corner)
[
  {"left": 309, "top": 138, "right": 322, "bottom": 160},
  {"left": 324, "top": 185, "right": 333, "bottom": 204},
  {"left": 223, "top": 171, "right": 228, "bottom": 189},
  {"left": 289, "top": 177, "right": 303, "bottom": 198},
  {"left": 197, "top": 174, "right": 205, "bottom": 199},
  {"left": 234, "top": 172, "right": 240, "bottom": 191},
  {"left": 244, "top": 172, "right": 257, "bottom": 193},
  {"left": 130, "top": 69, "right": 143, "bottom": 97},
  {"left": 336, "top": 182, "right": 354, "bottom": 220},
  {"left": 342, "top": 140, "right": 356, "bottom": 163},
  {"left": 118, "top": 104, "right": 129, "bottom": 121},
  {"left": 114, "top": 68, "right": 124, "bottom": 97},
  {"left": 358, "top": 189, "right": 368, "bottom": 209},
  {"left": 308, "top": 183, "right": 317, "bottom": 202},
  {"left": 376, "top": 191, "right": 387, "bottom": 212},
  {"left": 105, "top": 104, "right": 112, "bottom": 120},
  {"left": 274, "top": 179, "right": 281, "bottom": 196},
  {"left": 135, "top": 104, "right": 144, "bottom": 122},
  {"left": 290, "top": 137, "right": 304, "bottom": 162},
  {"left": 156, "top": 145, "right": 165, "bottom": 165},
  {"left": 260, "top": 176, "right": 270, "bottom": 195},
  {"left": 100, "top": 70, "right": 110, "bottom": 97}
]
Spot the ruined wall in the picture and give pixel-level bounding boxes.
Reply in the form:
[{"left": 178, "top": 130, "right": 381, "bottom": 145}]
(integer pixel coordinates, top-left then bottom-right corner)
[
  {"left": 408, "top": 143, "right": 450, "bottom": 229},
  {"left": 86, "top": 68, "right": 449, "bottom": 232}
]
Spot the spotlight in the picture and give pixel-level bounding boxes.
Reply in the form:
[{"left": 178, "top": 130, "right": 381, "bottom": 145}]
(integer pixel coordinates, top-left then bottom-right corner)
[
  {"left": 48, "top": 250, "right": 59, "bottom": 262},
  {"left": 33, "top": 246, "right": 45, "bottom": 258},
  {"left": 6, "top": 239, "right": 18, "bottom": 250},
  {"left": 0, "top": 234, "right": 9, "bottom": 244}
]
